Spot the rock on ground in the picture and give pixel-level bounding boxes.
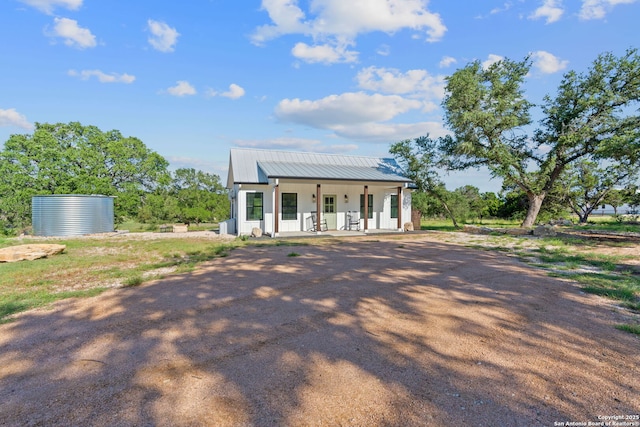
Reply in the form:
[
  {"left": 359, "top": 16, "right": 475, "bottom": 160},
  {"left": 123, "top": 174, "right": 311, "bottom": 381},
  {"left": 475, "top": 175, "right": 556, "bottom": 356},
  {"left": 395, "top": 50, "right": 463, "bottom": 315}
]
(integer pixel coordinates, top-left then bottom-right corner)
[{"left": 0, "top": 244, "right": 66, "bottom": 263}]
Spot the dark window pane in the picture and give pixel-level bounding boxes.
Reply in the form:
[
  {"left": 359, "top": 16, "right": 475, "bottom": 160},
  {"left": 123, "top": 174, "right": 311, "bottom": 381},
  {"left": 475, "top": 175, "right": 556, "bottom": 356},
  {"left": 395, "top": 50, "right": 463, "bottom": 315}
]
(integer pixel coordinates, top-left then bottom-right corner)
[
  {"left": 282, "top": 193, "right": 297, "bottom": 220},
  {"left": 246, "top": 192, "right": 263, "bottom": 221}
]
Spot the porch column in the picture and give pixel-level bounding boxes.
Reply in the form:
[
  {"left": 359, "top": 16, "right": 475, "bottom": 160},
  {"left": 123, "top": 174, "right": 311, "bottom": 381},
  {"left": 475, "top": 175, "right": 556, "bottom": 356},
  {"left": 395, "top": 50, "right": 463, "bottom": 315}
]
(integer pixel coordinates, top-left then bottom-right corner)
[
  {"left": 274, "top": 184, "right": 279, "bottom": 235},
  {"left": 316, "top": 184, "right": 321, "bottom": 232},
  {"left": 397, "top": 186, "right": 402, "bottom": 230},
  {"left": 364, "top": 185, "right": 369, "bottom": 231}
]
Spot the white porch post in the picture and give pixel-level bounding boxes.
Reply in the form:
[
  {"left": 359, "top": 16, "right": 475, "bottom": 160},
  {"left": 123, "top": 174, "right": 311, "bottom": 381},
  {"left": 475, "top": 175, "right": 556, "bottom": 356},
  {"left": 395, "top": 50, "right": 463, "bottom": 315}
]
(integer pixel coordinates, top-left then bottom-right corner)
[
  {"left": 316, "top": 184, "right": 321, "bottom": 234},
  {"left": 273, "top": 181, "right": 279, "bottom": 237},
  {"left": 398, "top": 186, "right": 403, "bottom": 231}
]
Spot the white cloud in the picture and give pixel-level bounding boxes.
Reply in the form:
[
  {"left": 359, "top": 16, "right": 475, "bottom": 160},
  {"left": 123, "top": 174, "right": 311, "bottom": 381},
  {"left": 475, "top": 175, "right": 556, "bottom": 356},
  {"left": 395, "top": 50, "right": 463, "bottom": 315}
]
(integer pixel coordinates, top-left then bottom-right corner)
[
  {"left": 530, "top": 50, "right": 568, "bottom": 74},
  {"left": 221, "top": 84, "right": 246, "bottom": 99},
  {"left": 276, "top": 92, "right": 422, "bottom": 129},
  {"left": 48, "top": 17, "right": 96, "bottom": 49},
  {"left": 206, "top": 84, "right": 246, "bottom": 99},
  {"left": 234, "top": 137, "right": 358, "bottom": 153},
  {"left": 356, "top": 66, "right": 445, "bottom": 101},
  {"left": 166, "top": 81, "right": 196, "bottom": 97},
  {"left": 529, "top": 0, "right": 564, "bottom": 23},
  {"left": 579, "top": 0, "right": 638, "bottom": 20},
  {"left": 0, "top": 108, "right": 34, "bottom": 130},
  {"left": 376, "top": 44, "right": 391, "bottom": 56},
  {"left": 490, "top": 2, "right": 513, "bottom": 15},
  {"left": 19, "top": 0, "right": 82, "bottom": 14},
  {"left": 68, "top": 69, "right": 135, "bottom": 83},
  {"left": 147, "top": 19, "right": 179, "bottom": 52},
  {"left": 482, "top": 54, "right": 504, "bottom": 70},
  {"left": 273, "top": 91, "right": 443, "bottom": 142},
  {"left": 330, "top": 120, "right": 448, "bottom": 142},
  {"left": 252, "top": 0, "right": 447, "bottom": 64},
  {"left": 439, "top": 56, "right": 457, "bottom": 68},
  {"left": 291, "top": 42, "right": 358, "bottom": 64}
]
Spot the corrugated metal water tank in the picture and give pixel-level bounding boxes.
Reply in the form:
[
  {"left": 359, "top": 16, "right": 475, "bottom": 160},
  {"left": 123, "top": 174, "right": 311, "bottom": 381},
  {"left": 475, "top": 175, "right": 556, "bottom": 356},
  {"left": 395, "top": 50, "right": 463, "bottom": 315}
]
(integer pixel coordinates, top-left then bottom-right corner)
[{"left": 32, "top": 195, "right": 115, "bottom": 236}]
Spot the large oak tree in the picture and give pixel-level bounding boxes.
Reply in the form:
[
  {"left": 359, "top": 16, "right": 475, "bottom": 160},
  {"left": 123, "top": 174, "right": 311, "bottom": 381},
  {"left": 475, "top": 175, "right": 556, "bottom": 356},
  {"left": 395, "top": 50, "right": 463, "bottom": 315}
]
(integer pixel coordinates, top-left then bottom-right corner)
[
  {"left": 440, "top": 49, "right": 640, "bottom": 227},
  {"left": 0, "top": 122, "right": 170, "bottom": 227}
]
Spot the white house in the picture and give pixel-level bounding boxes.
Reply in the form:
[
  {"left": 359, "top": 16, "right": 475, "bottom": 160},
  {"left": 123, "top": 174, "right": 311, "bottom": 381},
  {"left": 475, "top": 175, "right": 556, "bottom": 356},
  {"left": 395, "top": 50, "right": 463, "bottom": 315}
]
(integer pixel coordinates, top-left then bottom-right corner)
[{"left": 222, "top": 148, "right": 414, "bottom": 237}]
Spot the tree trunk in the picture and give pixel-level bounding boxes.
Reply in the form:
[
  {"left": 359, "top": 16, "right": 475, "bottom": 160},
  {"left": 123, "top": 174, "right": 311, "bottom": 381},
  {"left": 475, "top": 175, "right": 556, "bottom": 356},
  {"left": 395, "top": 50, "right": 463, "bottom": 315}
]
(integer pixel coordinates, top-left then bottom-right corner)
[
  {"left": 439, "top": 198, "right": 459, "bottom": 229},
  {"left": 521, "top": 193, "right": 545, "bottom": 227}
]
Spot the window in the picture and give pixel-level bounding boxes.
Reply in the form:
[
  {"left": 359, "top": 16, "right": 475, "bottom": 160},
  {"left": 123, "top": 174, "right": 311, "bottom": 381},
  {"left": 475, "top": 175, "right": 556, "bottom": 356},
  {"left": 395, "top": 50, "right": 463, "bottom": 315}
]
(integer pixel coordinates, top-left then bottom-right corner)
[
  {"left": 246, "top": 192, "right": 263, "bottom": 221},
  {"left": 390, "top": 194, "right": 398, "bottom": 219},
  {"left": 360, "top": 194, "right": 373, "bottom": 219},
  {"left": 282, "top": 193, "right": 297, "bottom": 220}
]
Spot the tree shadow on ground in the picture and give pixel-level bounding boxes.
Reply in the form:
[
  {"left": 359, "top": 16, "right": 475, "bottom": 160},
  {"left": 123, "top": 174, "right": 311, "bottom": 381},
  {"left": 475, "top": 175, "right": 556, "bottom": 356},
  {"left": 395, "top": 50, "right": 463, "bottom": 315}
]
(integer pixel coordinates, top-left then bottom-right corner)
[{"left": 0, "top": 237, "right": 638, "bottom": 426}]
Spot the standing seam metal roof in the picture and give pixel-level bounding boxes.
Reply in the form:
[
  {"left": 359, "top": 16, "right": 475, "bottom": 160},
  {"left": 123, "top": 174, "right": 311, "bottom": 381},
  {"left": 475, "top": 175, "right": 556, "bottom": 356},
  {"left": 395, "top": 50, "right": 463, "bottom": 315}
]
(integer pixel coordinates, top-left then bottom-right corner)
[{"left": 228, "top": 148, "right": 411, "bottom": 185}]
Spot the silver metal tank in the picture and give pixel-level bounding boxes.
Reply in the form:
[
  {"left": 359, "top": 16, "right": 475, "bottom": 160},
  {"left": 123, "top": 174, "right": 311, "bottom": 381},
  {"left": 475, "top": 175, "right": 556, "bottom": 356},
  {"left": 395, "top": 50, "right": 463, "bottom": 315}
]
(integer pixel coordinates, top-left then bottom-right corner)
[{"left": 32, "top": 195, "right": 115, "bottom": 236}]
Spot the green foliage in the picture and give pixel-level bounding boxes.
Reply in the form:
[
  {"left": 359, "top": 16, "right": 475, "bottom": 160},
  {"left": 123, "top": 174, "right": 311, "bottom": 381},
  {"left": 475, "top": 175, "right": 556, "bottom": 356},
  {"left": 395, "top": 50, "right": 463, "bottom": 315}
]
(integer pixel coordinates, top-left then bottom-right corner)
[
  {"left": 557, "top": 158, "right": 638, "bottom": 223},
  {"left": 1, "top": 123, "right": 230, "bottom": 230},
  {"left": 604, "top": 189, "right": 627, "bottom": 215},
  {"left": 439, "top": 49, "right": 640, "bottom": 227},
  {"left": 171, "top": 168, "right": 229, "bottom": 224},
  {"left": 137, "top": 168, "right": 229, "bottom": 225},
  {"left": 390, "top": 137, "right": 461, "bottom": 228},
  {"left": 0, "top": 122, "right": 170, "bottom": 227}
]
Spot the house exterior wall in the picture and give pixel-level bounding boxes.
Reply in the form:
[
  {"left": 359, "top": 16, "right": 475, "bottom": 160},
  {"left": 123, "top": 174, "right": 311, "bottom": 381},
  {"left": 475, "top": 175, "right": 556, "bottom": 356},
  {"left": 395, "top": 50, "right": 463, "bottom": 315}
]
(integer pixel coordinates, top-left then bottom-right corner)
[{"left": 231, "top": 180, "right": 412, "bottom": 236}]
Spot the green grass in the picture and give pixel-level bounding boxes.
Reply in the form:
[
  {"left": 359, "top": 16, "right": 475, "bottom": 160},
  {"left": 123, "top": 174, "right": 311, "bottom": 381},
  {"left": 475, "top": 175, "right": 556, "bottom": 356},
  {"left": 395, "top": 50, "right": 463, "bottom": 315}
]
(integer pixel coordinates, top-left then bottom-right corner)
[
  {"left": 451, "top": 228, "right": 640, "bottom": 334},
  {"left": 615, "top": 324, "right": 640, "bottom": 335},
  {"left": 570, "top": 216, "right": 640, "bottom": 233},
  {"left": 115, "top": 220, "right": 219, "bottom": 233},
  {"left": 0, "top": 288, "right": 106, "bottom": 323},
  {"left": 0, "top": 237, "right": 242, "bottom": 322},
  {"left": 534, "top": 246, "right": 623, "bottom": 272},
  {"left": 570, "top": 273, "right": 640, "bottom": 311},
  {"left": 420, "top": 218, "right": 523, "bottom": 232}
]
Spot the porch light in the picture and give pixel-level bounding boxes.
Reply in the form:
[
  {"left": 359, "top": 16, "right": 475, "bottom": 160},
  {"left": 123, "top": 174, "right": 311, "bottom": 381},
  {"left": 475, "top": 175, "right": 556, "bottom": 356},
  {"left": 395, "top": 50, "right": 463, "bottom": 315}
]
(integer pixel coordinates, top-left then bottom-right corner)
[
  {"left": 344, "top": 194, "right": 348, "bottom": 203},
  {"left": 312, "top": 193, "right": 316, "bottom": 202}
]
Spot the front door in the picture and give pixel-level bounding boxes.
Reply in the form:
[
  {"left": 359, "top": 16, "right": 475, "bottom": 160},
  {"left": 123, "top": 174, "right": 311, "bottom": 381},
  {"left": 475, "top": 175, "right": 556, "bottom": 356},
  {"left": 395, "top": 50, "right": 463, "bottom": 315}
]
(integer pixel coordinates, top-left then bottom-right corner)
[{"left": 323, "top": 195, "right": 337, "bottom": 230}]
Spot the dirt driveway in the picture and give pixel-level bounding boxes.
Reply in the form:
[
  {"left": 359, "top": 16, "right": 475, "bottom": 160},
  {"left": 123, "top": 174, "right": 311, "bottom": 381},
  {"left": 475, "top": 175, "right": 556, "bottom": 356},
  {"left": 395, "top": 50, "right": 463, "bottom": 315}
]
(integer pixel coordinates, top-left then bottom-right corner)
[{"left": 1, "top": 235, "right": 638, "bottom": 426}]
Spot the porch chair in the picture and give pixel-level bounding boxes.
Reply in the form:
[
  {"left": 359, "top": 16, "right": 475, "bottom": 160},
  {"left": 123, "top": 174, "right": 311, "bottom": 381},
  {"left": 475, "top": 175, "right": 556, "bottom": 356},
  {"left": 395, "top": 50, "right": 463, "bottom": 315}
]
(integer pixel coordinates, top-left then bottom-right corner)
[
  {"left": 347, "top": 211, "right": 360, "bottom": 231},
  {"left": 308, "top": 211, "right": 328, "bottom": 232}
]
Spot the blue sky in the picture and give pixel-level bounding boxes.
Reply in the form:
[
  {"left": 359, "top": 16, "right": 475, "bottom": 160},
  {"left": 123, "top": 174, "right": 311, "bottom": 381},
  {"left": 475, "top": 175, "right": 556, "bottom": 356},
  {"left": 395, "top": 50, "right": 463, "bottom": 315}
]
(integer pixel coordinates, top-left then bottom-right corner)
[{"left": 1, "top": 0, "right": 639, "bottom": 193}]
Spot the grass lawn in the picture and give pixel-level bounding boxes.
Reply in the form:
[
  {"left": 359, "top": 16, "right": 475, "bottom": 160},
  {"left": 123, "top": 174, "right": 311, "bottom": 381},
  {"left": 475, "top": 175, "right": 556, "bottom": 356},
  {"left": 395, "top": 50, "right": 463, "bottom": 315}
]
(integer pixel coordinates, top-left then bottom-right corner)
[
  {"left": 116, "top": 221, "right": 219, "bottom": 233},
  {"left": 0, "top": 236, "right": 240, "bottom": 322}
]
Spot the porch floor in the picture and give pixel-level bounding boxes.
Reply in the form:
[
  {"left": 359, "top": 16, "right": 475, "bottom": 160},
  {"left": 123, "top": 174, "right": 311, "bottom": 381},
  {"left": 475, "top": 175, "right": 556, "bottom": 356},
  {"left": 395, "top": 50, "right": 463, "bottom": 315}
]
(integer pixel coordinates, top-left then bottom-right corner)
[{"left": 272, "top": 229, "right": 404, "bottom": 239}]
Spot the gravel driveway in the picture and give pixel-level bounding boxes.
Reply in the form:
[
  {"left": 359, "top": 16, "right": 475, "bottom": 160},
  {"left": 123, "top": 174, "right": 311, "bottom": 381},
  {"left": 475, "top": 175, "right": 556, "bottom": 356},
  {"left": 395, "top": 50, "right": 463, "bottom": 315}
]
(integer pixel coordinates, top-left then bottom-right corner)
[{"left": 1, "top": 235, "right": 638, "bottom": 426}]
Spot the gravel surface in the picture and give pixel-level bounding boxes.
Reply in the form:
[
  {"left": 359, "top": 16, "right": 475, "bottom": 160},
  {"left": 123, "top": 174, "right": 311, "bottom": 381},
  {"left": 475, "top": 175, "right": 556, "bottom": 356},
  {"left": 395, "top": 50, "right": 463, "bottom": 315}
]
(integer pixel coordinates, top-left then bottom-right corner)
[{"left": 1, "top": 234, "right": 638, "bottom": 426}]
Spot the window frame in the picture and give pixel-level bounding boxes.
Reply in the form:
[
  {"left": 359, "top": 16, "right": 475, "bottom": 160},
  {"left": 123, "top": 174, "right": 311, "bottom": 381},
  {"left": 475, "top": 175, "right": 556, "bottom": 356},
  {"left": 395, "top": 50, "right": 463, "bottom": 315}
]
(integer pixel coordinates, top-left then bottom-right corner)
[
  {"left": 246, "top": 192, "right": 263, "bottom": 221},
  {"left": 390, "top": 194, "right": 398, "bottom": 219},
  {"left": 281, "top": 192, "right": 297, "bottom": 221},
  {"left": 360, "top": 194, "right": 373, "bottom": 219}
]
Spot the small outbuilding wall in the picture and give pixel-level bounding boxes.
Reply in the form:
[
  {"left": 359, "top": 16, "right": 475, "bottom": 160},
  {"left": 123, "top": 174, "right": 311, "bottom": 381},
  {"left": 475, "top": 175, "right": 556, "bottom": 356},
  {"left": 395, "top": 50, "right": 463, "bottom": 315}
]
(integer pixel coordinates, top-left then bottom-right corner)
[{"left": 32, "top": 195, "right": 115, "bottom": 237}]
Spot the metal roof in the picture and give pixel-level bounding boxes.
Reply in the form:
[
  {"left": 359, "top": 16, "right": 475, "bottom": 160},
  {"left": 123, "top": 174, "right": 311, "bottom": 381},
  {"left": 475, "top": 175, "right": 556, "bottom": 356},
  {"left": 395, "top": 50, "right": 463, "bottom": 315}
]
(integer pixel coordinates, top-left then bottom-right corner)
[{"left": 227, "top": 148, "right": 411, "bottom": 186}]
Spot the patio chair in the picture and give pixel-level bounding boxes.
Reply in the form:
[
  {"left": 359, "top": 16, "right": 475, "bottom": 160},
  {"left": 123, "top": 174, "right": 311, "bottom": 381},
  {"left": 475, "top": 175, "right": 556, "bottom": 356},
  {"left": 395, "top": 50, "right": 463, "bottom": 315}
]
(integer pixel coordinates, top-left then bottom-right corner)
[
  {"left": 347, "top": 211, "right": 360, "bottom": 231},
  {"left": 308, "top": 211, "right": 327, "bottom": 232}
]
